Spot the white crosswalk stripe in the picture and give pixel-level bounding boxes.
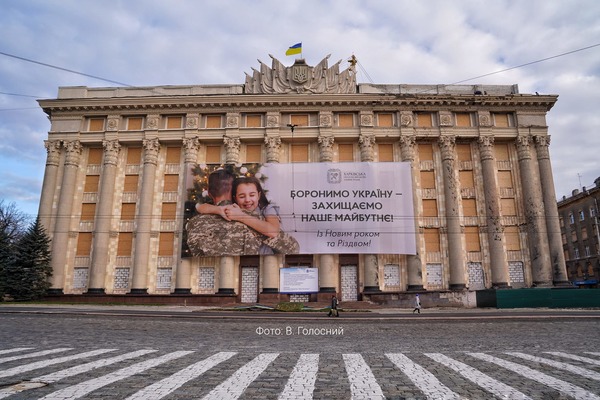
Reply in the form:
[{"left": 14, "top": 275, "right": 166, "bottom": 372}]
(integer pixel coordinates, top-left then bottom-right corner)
[
  {"left": 425, "top": 353, "right": 532, "bottom": 400},
  {"left": 278, "top": 353, "right": 319, "bottom": 400},
  {"left": 343, "top": 353, "right": 385, "bottom": 399},
  {"left": 0, "top": 348, "right": 72, "bottom": 365},
  {"left": 546, "top": 351, "right": 600, "bottom": 366},
  {"left": 468, "top": 352, "right": 600, "bottom": 400},
  {"left": 507, "top": 352, "right": 600, "bottom": 381},
  {"left": 0, "top": 348, "right": 34, "bottom": 355}
]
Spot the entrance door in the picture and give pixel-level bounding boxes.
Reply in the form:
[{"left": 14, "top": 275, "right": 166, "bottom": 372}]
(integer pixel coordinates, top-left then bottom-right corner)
[
  {"left": 341, "top": 265, "right": 358, "bottom": 302},
  {"left": 241, "top": 266, "right": 258, "bottom": 303}
]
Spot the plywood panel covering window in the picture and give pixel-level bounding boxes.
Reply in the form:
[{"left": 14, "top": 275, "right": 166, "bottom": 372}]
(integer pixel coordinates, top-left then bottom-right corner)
[
  {"left": 493, "top": 113, "right": 510, "bottom": 127},
  {"left": 377, "top": 113, "right": 394, "bottom": 127},
  {"left": 420, "top": 171, "right": 436, "bottom": 189},
  {"left": 291, "top": 144, "right": 309, "bottom": 162},
  {"left": 338, "top": 144, "right": 354, "bottom": 161},
  {"left": 166, "top": 116, "right": 182, "bottom": 129},
  {"left": 161, "top": 203, "right": 177, "bottom": 220},
  {"left": 117, "top": 233, "right": 133, "bottom": 256},
  {"left": 246, "top": 145, "right": 262, "bottom": 162},
  {"left": 163, "top": 175, "right": 179, "bottom": 192},
  {"left": 166, "top": 147, "right": 181, "bottom": 164},
  {"left": 127, "top": 117, "right": 143, "bottom": 130},
  {"left": 123, "top": 175, "right": 139, "bottom": 192},
  {"left": 500, "top": 198, "right": 517, "bottom": 216},
  {"left": 126, "top": 147, "right": 142, "bottom": 165},
  {"left": 462, "top": 198, "right": 477, "bottom": 217},
  {"left": 456, "top": 144, "right": 472, "bottom": 161},
  {"left": 504, "top": 226, "right": 520, "bottom": 250},
  {"left": 494, "top": 143, "right": 509, "bottom": 161},
  {"left": 121, "top": 203, "right": 136, "bottom": 220},
  {"left": 246, "top": 115, "right": 262, "bottom": 128},
  {"left": 81, "top": 203, "right": 96, "bottom": 221},
  {"left": 459, "top": 170, "right": 474, "bottom": 188},
  {"left": 424, "top": 228, "right": 440, "bottom": 252},
  {"left": 84, "top": 175, "right": 100, "bottom": 193},
  {"left": 88, "top": 118, "right": 105, "bottom": 131},
  {"left": 205, "top": 146, "right": 221, "bottom": 163},
  {"left": 290, "top": 114, "right": 309, "bottom": 127},
  {"left": 159, "top": 232, "right": 175, "bottom": 256},
  {"left": 418, "top": 144, "right": 433, "bottom": 161},
  {"left": 455, "top": 113, "right": 472, "bottom": 127},
  {"left": 416, "top": 113, "right": 433, "bottom": 127},
  {"left": 498, "top": 171, "right": 513, "bottom": 188},
  {"left": 76, "top": 232, "right": 93, "bottom": 256},
  {"left": 378, "top": 144, "right": 394, "bottom": 162},
  {"left": 337, "top": 113, "right": 354, "bottom": 127},
  {"left": 422, "top": 199, "right": 438, "bottom": 217},
  {"left": 87, "top": 148, "right": 103, "bottom": 165},
  {"left": 206, "top": 115, "right": 222, "bottom": 128},
  {"left": 465, "top": 226, "right": 481, "bottom": 252}
]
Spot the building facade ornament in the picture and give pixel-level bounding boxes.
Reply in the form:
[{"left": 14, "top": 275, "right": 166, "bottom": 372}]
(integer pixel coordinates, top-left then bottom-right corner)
[
  {"left": 264, "top": 136, "right": 282, "bottom": 163},
  {"left": 146, "top": 116, "right": 159, "bottom": 130},
  {"left": 142, "top": 138, "right": 160, "bottom": 165},
  {"left": 266, "top": 115, "right": 279, "bottom": 128},
  {"left": 439, "top": 135, "right": 456, "bottom": 161},
  {"left": 318, "top": 135, "right": 335, "bottom": 162},
  {"left": 223, "top": 136, "right": 241, "bottom": 163},
  {"left": 439, "top": 113, "right": 453, "bottom": 127},
  {"left": 244, "top": 55, "right": 357, "bottom": 94},
  {"left": 44, "top": 140, "right": 62, "bottom": 166},
  {"left": 359, "top": 113, "right": 373, "bottom": 127},
  {"left": 107, "top": 116, "right": 119, "bottom": 131},
  {"left": 400, "top": 113, "right": 413, "bottom": 127},
  {"left": 319, "top": 113, "right": 332, "bottom": 128},
  {"left": 516, "top": 135, "right": 532, "bottom": 161},
  {"left": 183, "top": 137, "right": 201, "bottom": 163},
  {"left": 226, "top": 114, "right": 239, "bottom": 128},
  {"left": 185, "top": 116, "right": 198, "bottom": 129},
  {"left": 534, "top": 135, "right": 551, "bottom": 160},
  {"left": 359, "top": 134, "right": 376, "bottom": 162},
  {"left": 102, "top": 139, "right": 121, "bottom": 166},
  {"left": 478, "top": 111, "right": 492, "bottom": 127},
  {"left": 478, "top": 135, "right": 495, "bottom": 161},
  {"left": 399, "top": 135, "right": 417, "bottom": 161},
  {"left": 64, "top": 140, "right": 82, "bottom": 167}
]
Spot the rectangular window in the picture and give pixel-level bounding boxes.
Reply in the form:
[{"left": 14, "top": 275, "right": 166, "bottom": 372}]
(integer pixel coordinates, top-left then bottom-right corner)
[
  {"left": 377, "top": 113, "right": 394, "bottom": 127},
  {"left": 338, "top": 144, "right": 354, "bottom": 162},
  {"left": 456, "top": 144, "right": 472, "bottom": 161},
  {"left": 571, "top": 230, "right": 577, "bottom": 242},
  {"left": 123, "top": 175, "right": 139, "bottom": 192},
  {"left": 498, "top": 171, "right": 513, "bottom": 188},
  {"left": 424, "top": 228, "right": 440, "bottom": 252},
  {"left": 462, "top": 198, "right": 477, "bottom": 217},
  {"left": 422, "top": 199, "right": 438, "bottom": 217},
  {"left": 378, "top": 144, "right": 394, "bottom": 162},
  {"left": 455, "top": 113, "right": 472, "bottom": 127},
  {"left": 337, "top": 113, "right": 354, "bottom": 128},
  {"left": 245, "top": 145, "right": 262, "bottom": 162},
  {"left": 416, "top": 113, "right": 433, "bottom": 127},
  {"left": 420, "top": 171, "right": 436, "bottom": 189},
  {"left": 291, "top": 144, "right": 309, "bottom": 162},
  {"left": 76, "top": 232, "right": 93, "bottom": 256},
  {"left": 574, "top": 247, "right": 580, "bottom": 259},
  {"left": 206, "top": 115, "right": 222, "bottom": 128},
  {"left": 582, "top": 227, "right": 588, "bottom": 240},
  {"left": 465, "top": 226, "right": 481, "bottom": 252},
  {"left": 163, "top": 175, "right": 179, "bottom": 192},
  {"left": 159, "top": 232, "right": 175, "bottom": 256},
  {"left": 579, "top": 210, "right": 585, "bottom": 221},
  {"left": 290, "top": 114, "right": 309, "bottom": 127},
  {"left": 418, "top": 143, "right": 433, "bottom": 161},
  {"left": 245, "top": 114, "right": 262, "bottom": 128},
  {"left": 117, "top": 233, "right": 133, "bottom": 256},
  {"left": 165, "top": 147, "right": 181, "bottom": 164},
  {"left": 84, "top": 175, "right": 100, "bottom": 193},
  {"left": 585, "top": 246, "right": 591, "bottom": 257},
  {"left": 161, "top": 203, "right": 177, "bottom": 220},
  {"left": 504, "top": 226, "right": 520, "bottom": 251},
  {"left": 127, "top": 117, "right": 143, "bottom": 130},
  {"left": 121, "top": 203, "right": 136, "bottom": 220},
  {"left": 494, "top": 143, "right": 510, "bottom": 161},
  {"left": 87, "top": 148, "right": 103, "bottom": 165},
  {"left": 591, "top": 207, "right": 597, "bottom": 218},
  {"left": 166, "top": 116, "right": 183, "bottom": 129},
  {"left": 205, "top": 146, "right": 221, "bottom": 163},
  {"left": 88, "top": 118, "right": 105, "bottom": 131},
  {"left": 569, "top": 213, "right": 575, "bottom": 224},
  {"left": 459, "top": 170, "right": 474, "bottom": 188},
  {"left": 126, "top": 147, "right": 142, "bottom": 164},
  {"left": 500, "top": 198, "right": 517, "bottom": 216},
  {"left": 80, "top": 203, "right": 96, "bottom": 221},
  {"left": 493, "top": 113, "right": 512, "bottom": 127}
]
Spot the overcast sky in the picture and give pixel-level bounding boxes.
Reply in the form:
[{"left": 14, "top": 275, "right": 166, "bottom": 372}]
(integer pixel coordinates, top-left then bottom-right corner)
[{"left": 1, "top": 0, "right": 599, "bottom": 218}]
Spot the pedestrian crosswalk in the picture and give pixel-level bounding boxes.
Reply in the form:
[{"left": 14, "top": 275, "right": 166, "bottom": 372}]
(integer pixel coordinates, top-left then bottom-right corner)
[{"left": 0, "top": 347, "right": 598, "bottom": 399}]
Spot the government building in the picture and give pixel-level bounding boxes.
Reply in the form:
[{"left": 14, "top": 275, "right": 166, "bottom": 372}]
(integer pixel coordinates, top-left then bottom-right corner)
[{"left": 37, "top": 55, "right": 569, "bottom": 306}]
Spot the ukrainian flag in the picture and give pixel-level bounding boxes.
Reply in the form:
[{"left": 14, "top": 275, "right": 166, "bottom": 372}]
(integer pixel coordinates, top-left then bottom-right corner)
[{"left": 285, "top": 43, "right": 302, "bottom": 56}]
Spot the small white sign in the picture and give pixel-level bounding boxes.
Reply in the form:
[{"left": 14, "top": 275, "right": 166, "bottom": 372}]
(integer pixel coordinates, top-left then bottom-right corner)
[{"left": 280, "top": 268, "right": 319, "bottom": 294}]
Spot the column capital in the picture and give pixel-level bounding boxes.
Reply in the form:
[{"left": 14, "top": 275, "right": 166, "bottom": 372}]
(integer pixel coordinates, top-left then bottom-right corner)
[
  {"left": 142, "top": 138, "right": 161, "bottom": 165},
  {"left": 44, "top": 140, "right": 62, "bottom": 166},
  {"left": 399, "top": 135, "right": 417, "bottom": 161},
  {"left": 516, "top": 134, "right": 532, "bottom": 161},
  {"left": 102, "top": 139, "right": 121, "bottom": 166},
  {"left": 63, "top": 140, "right": 82, "bottom": 166},
  {"left": 438, "top": 135, "right": 456, "bottom": 161},
  {"left": 478, "top": 135, "right": 495, "bottom": 161},
  {"left": 534, "top": 135, "right": 551, "bottom": 160},
  {"left": 223, "top": 135, "right": 241, "bottom": 163},
  {"left": 318, "top": 135, "right": 335, "bottom": 162},
  {"left": 264, "top": 135, "right": 282, "bottom": 163},
  {"left": 183, "top": 137, "right": 201, "bottom": 164},
  {"left": 359, "top": 133, "right": 376, "bottom": 162}
]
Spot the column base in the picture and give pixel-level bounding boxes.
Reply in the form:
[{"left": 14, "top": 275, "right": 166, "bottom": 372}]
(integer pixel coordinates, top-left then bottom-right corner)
[
  {"left": 47, "top": 288, "right": 64, "bottom": 295},
  {"left": 449, "top": 283, "right": 467, "bottom": 290},
  {"left": 553, "top": 280, "right": 573, "bottom": 287},
  {"left": 128, "top": 288, "right": 148, "bottom": 295},
  {"left": 407, "top": 285, "right": 425, "bottom": 291},
  {"left": 319, "top": 287, "right": 336, "bottom": 293},
  {"left": 217, "top": 288, "right": 235, "bottom": 295},
  {"left": 491, "top": 282, "right": 511, "bottom": 289},
  {"left": 173, "top": 288, "right": 192, "bottom": 294},
  {"left": 362, "top": 286, "right": 382, "bottom": 293},
  {"left": 261, "top": 288, "right": 279, "bottom": 294},
  {"left": 532, "top": 281, "right": 553, "bottom": 288},
  {"left": 86, "top": 288, "right": 106, "bottom": 295}
]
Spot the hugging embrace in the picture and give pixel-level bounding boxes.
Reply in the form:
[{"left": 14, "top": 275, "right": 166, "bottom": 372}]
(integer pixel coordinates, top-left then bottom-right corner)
[{"left": 186, "top": 168, "right": 299, "bottom": 256}]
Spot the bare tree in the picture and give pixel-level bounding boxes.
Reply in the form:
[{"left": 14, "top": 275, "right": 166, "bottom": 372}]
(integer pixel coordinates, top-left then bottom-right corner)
[{"left": 0, "top": 199, "right": 31, "bottom": 243}]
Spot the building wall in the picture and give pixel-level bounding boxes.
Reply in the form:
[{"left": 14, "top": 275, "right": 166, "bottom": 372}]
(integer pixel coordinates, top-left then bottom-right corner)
[{"left": 37, "top": 83, "right": 568, "bottom": 298}]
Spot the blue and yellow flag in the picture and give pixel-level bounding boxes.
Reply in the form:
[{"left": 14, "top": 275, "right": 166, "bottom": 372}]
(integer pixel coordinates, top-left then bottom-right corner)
[{"left": 285, "top": 43, "right": 302, "bottom": 56}]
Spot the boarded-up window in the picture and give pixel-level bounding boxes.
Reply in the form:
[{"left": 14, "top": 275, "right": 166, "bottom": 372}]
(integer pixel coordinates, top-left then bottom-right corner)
[
  {"left": 76, "top": 232, "right": 93, "bottom": 256},
  {"left": 462, "top": 199, "right": 477, "bottom": 217},
  {"left": 416, "top": 113, "right": 433, "bottom": 127},
  {"left": 161, "top": 203, "right": 177, "bottom": 220},
  {"left": 81, "top": 203, "right": 96, "bottom": 221},
  {"left": 337, "top": 113, "right": 354, "bottom": 127},
  {"left": 455, "top": 113, "right": 472, "bottom": 127},
  {"left": 459, "top": 170, "right": 474, "bottom": 188},
  {"left": 493, "top": 113, "right": 510, "bottom": 128},
  {"left": 121, "top": 203, "right": 136, "bottom": 220},
  {"left": 465, "top": 226, "right": 481, "bottom": 252},
  {"left": 422, "top": 199, "right": 438, "bottom": 217},
  {"left": 290, "top": 114, "right": 309, "bottom": 127},
  {"left": 456, "top": 144, "right": 472, "bottom": 161},
  {"left": 420, "top": 171, "right": 436, "bottom": 189},
  {"left": 504, "top": 226, "right": 520, "bottom": 250},
  {"left": 88, "top": 118, "right": 105, "bottom": 131},
  {"left": 87, "top": 148, "right": 103, "bottom": 165},
  {"left": 166, "top": 116, "right": 182, "bottom": 129},
  {"left": 158, "top": 232, "right": 175, "bottom": 256},
  {"left": 127, "top": 117, "right": 143, "bottom": 130},
  {"left": 163, "top": 175, "right": 179, "bottom": 192},
  {"left": 291, "top": 144, "right": 309, "bottom": 162},
  {"left": 205, "top": 146, "right": 221, "bottom": 163},
  {"left": 246, "top": 115, "right": 262, "bottom": 127},
  {"left": 126, "top": 147, "right": 142, "bottom": 164},
  {"left": 166, "top": 147, "right": 181, "bottom": 164},
  {"left": 377, "top": 113, "right": 393, "bottom": 127},
  {"left": 117, "top": 233, "right": 133, "bottom": 256},
  {"left": 246, "top": 145, "right": 262, "bottom": 162},
  {"left": 378, "top": 144, "right": 394, "bottom": 162},
  {"left": 501, "top": 198, "right": 517, "bottom": 216},
  {"left": 494, "top": 143, "right": 510, "bottom": 161},
  {"left": 424, "top": 228, "right": 440, "bottom": 252},
  {"left": 338, "top": 144, "right": 354, "bottom": 161},
  {"left": 123, "top": 175, "right": 139, "bottom": 192},
  {"left": 418, "top": 144, "right": 433, "bottom": 161},
  {"left": 84, "top": 175, "right": 99, "bottom": 193},
  {"left": 206, "top": 115, "right": 222, "bottom": 128},
  {"left": 498, "top": 171, "right": 513, "bottom": 188}
]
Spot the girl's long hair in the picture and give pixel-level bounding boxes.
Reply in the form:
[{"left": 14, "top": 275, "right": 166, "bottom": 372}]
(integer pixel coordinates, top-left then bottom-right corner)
[{"left": 232, "top": 176, "right": 269, "bottom": 209}]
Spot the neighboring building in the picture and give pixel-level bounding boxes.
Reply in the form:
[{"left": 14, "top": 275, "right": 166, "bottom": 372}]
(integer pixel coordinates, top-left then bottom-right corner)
[
  {"left": 36, "top": 55, "right": 569, "bottom": 303},
  {"left": 558, "top": 178, "right": 600, "bottom": 287}
]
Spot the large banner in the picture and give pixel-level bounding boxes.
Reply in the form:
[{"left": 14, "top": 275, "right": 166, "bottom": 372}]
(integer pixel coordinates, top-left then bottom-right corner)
[{"left": 183, "top": 162, "right": 416, "bottom": 257}]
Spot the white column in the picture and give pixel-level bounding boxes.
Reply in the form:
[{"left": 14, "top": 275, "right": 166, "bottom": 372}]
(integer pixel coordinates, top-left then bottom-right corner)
[
  {"left": 317, "top": 135, "right": 337, "bottom": 294},
  {"left": 38, "top": 140, "right": 62, "bottom": 231},
  {"left": 262, "top": 135, "right": 282, "bottom": 294}
]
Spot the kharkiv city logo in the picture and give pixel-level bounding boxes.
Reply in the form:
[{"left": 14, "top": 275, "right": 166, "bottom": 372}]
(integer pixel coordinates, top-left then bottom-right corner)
[{"left": 327, "top": 168, "right": 342, "bottom": 184}]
